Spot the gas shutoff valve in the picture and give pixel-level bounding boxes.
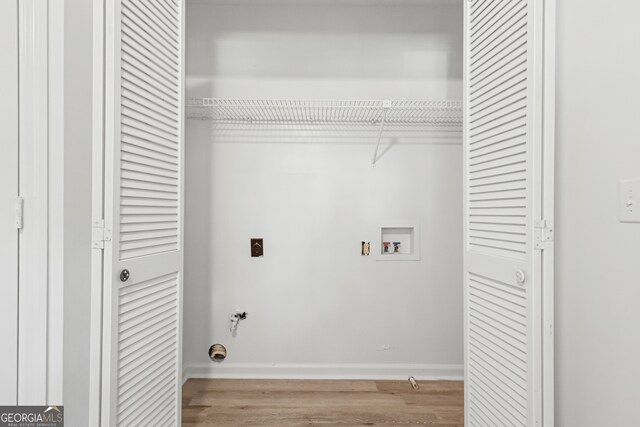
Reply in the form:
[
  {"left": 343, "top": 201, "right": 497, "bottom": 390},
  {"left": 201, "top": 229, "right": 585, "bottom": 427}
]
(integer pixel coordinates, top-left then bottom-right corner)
[{"left": 230, "top": 311, "right": 248, "bottom": 333}]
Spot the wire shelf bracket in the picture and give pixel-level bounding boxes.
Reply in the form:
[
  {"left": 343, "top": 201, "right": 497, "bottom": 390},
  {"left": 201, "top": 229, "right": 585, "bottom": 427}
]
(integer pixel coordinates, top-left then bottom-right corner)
[{"left": 371, "top": 100, "right": 391, "bottom": 166}]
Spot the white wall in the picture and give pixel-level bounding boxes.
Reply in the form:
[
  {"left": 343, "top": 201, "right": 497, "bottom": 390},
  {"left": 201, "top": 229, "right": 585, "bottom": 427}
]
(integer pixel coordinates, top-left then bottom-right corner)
[
  {"left": 555, "top": 0, "right": 640, "bottom": 425},
  {"left": 186, "top": 2, "right": 462, "bottom": 100},
  {"left": 184, "top": 2, "right": 464, "bottom": 378},
  {"left": 62, "top": 0, "right": 93, "bottom": 424}
]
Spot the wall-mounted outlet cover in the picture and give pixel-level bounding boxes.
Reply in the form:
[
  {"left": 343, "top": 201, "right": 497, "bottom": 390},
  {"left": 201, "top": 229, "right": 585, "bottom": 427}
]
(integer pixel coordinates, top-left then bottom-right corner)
[
  {"left": 361, "top": 241, "right": 370, "bottom": 256},
  {"left": 620, "top": 179, "right": 640, "bottom": 223},
  {"left": 251, "top": 238, "right": 264, "bottom": 257}
]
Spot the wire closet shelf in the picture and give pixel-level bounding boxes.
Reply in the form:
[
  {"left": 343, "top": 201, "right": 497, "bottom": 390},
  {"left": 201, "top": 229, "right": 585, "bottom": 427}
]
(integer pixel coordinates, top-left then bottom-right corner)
[
  {"left": 185, "top": 98, "right": 462, "bottom": 165},
  {"left": 185, "top": 98, "right": 463, "bottom": 127}
]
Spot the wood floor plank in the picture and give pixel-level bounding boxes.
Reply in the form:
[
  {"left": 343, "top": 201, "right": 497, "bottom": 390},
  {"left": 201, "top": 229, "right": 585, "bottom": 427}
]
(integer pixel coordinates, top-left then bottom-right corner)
[
  {"left": 189, "top": 391, "right": 405, "bottom": 407},
  {"left": 185, "top": 379, "right": 379, "bottom": 392},
  {"left": 183, "top": 379, "right": 464, "bottom": 426}
]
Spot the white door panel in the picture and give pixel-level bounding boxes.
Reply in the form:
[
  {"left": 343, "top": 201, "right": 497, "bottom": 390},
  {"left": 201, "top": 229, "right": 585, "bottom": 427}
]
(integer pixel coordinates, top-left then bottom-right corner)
[
  {"left": 99, "top": 0, "right": 184, "bottom": 425},
  {"left": 464, "top": 0, "right": 553, "bottom": 425}
]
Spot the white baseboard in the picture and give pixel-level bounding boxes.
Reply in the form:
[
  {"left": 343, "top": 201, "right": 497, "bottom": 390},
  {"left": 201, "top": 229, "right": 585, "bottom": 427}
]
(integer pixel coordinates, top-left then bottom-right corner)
[
  {"left": 182, "top": 366, "right": 190, "bottom": 385},
  {"left": 182, "top": 362, "right": 463, "bottom": 382}
]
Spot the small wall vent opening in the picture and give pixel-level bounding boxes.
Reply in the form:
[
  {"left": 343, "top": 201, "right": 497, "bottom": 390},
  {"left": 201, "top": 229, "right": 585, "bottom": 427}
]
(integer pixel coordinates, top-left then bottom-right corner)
[{"left": 209, "top": 344, "right": 227, "bottom": 362}]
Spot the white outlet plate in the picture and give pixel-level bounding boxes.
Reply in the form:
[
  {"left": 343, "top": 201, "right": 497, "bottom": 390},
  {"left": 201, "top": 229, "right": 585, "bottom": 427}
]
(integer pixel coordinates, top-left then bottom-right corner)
[{"left": 620, "top": 179, "right": 640, "bottom": 222}]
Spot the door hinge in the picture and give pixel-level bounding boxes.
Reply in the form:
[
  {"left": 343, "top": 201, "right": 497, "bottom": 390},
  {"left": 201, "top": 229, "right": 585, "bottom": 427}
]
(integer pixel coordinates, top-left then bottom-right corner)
[
  {"left": 534, "top": 219, "right": 554, "bottom": 250},
  {"left": 15, "top": 197, "right": 23, "bottom": 229},
  {"left": 92, "top": 219, "right": 112, "bottom": 249}
]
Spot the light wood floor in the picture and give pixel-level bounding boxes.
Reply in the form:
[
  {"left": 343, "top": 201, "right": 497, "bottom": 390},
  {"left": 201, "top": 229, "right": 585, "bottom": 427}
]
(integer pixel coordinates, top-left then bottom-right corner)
[{"left": 182, "top": 379, "right": 464, "bottom": 426}]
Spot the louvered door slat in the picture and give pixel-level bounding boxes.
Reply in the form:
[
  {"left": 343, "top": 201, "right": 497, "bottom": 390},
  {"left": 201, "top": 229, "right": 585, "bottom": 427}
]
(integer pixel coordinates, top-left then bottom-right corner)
[
  {"left": 469, "top": 326, "right": 526, "bottom": 373},
  {"left": 119, "top": 310, "right": 176, "bottom": 346},
  {"left": 160, "top": 0, "right": 179, "bottom": 14},
  {"left": 121, "top": 189, "right": 179, "bottom": 202},
  {"left": 471, "top": 52, "right": 526, "bottom": 92},
  {"left": 471, "top": 32, "right": 527, "bottom": 79},
  {"left": 120, "top": 221, "right": 178, "bottom": 232},
  {"left": 121, "top": 72, "right": 179, "bottom": 109},
  {"left": 470, "top": 0, "right": 507, "bottom": 31},
  {"left": 122, "top": 128, "right": 179, "bottom": 155},
  {"left": 470, "top": 1, "right": 526, "bottom": 51},
  {"left": 469, "top": 176, "right": 526, "bottom": 193},
  {"left": 470, "top": 85, "right": 527, "bottom": 118},
  {"left": 122, "top": 115, "right": 178, "bottom": 145},
  {"left": 469, "top": 375, "right": 526, "bottom": 424},
  {"left": 469, "top": 159, "right": 526, "bottom": 179},
  {"left": 469, "top": 227, "right": 526, "bottom": 243},
  {"left": 121, "top": 77, "right": 179, "bottom": 114},
  {"left": 121, "top": 142, "right": 179, "bottom": 165},
  {"left": 470, "top": 148, "right": 527, "bottom": 172},
  {"left": 470, "top": 69, "right": 527, "bottom": 112},
  {"left": 120, "top": 216, "right": 178, "bottom": 226},
  {"left": 122, "top": 3, "right": 180, "bottom": 53},
  {"left": 121, "top": 52, "right": 178, "bottom": 97},
  {"left": 120, "top": 25, "right": 179, "bottom": 76},
  {"left": 471, "top": 22, "right": 527, "bottom": 72},
  {"left": 470, "top": 111, "right": 527, "bottom": 140},
  {"left": 122, "top": 100, "right": 179, "bottom": 133},
  {"left": 469, "top": 221, "right": 525, "bottom": 233},
  {"left": 122, "top": 160, "right": 178, "bottom": 177},
  {"left": 468, "top": 333, "right": 527, "bottom": 379},
  {"left": 118, "top": 333, "right": 175, "bottom": 383},
  {"left": 470, "top": 156, "right": 527, "bottom": 178},
  {"left": 469, "top": 128, "right": 527, "bottom": 155},
  {"left": 120, "top": 183, "right": 178, "bottom": 196},
  {"left": 121, "top": 54, "right": 180, "bottom": 95},
  {"left": 464, "top": 0, "right": 550, "bottom": 425},
  {"left": 471, "top": 79, "right": 527, "bottom": 114},
  {"left": 129, "top": 0, "right": 180, "bottom": 36},
  {"left": 123, "top": 0, "right": 180, "bottom": 45},
  {"left": 121, "top": 173, "right": 178, "bottom": 191},
  {"left": 148, "top": 0, "right": 180, "bottom": 31},
  {"left": 121, "top": 133, "right": 179, "bottom": 156},
  {"left": 121, "top": 152, "right": 179, "bottom": 173},
  {"left": 469, "top": 132, "right": 527, "bottom": 158},
  {"left": 469, "top": 357, "right": 527, "bottom": 412}
]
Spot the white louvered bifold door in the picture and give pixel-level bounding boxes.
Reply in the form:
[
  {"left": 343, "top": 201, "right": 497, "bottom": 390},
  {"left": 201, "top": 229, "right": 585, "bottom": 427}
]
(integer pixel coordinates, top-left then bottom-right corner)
[
  {"left": 101, "top": 0, "right": 184, "bottom": 425},
  {"left": 464, "top": 0, "right": 553, "bottom": 426}
]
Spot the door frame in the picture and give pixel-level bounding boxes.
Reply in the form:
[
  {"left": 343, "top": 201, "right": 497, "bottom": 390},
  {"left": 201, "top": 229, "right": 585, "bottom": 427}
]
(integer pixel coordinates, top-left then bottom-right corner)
[
  {"left": 0, "top": 0, "right": 20, "bottom": 405},
  {"left": 87, "top": 0, "right": 554, "bottom": 424},
  {"left": 541, "top": 0, "right": 556, "bottom": 424},
  {"left": 88, "top": 0, "right": 106, "bottom": 423},
  {"left": 4, "top": 0, "right": 65, "bottom": 406}
]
